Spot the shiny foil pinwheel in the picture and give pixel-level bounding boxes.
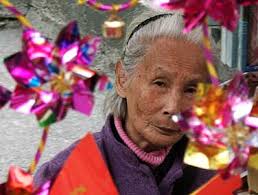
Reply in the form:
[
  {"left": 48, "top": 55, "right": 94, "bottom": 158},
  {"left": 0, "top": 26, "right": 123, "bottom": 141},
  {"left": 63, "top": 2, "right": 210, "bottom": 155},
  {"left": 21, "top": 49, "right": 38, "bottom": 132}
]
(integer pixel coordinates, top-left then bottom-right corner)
[
  {"left": 0, "top": 166, "right": 50, "bottom": 195},
  {"left": 0, "top": 21, "right": 111, "bottom": 128},
  {"left": 0, "top": 0, "right": 112, "bottom": 194},
  {"left": 0, "top": 19, "right": 112, "bottom": 182},
  {"left": 173, "top": 73, "right": 258, "bottom": 177},
  {"left": 0, "top": 85, "right": 11, "bottom": 109},
  {"left": 156, "top": 0, "right": 258, "bottom": 32}
]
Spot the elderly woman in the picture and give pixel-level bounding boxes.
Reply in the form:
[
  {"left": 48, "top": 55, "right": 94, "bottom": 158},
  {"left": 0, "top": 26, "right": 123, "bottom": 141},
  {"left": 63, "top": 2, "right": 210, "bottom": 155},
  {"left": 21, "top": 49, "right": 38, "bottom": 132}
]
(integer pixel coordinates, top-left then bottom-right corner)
[{"left": 34, "top": 9, "right": 235, "bottom": 194}]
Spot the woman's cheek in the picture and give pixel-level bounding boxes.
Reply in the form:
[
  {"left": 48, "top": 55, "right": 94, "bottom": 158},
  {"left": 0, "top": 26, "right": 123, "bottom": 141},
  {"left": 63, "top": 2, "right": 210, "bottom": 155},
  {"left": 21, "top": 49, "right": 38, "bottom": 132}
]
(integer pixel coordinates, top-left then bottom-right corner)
[
  {"left": 136, "top": 89, "right": 163, "bottom": 115},
  {"left": 181, "top": 96, "right": 195, "bottom": 111}
]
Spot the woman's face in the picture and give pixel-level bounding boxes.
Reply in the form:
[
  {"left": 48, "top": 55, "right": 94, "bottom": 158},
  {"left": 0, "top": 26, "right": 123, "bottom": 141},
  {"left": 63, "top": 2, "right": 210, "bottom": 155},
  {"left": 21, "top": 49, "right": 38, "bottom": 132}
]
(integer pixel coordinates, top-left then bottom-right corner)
[{"left": 116, "top": 37, "right": 209, "bottom": 151}]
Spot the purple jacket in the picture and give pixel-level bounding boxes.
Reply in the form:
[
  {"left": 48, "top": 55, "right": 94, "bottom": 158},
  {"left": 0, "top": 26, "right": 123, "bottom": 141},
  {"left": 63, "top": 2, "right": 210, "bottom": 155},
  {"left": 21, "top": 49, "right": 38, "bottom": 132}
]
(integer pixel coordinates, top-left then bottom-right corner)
[{"left": 34, "top": 115, "right": 215, "bottom": 195}]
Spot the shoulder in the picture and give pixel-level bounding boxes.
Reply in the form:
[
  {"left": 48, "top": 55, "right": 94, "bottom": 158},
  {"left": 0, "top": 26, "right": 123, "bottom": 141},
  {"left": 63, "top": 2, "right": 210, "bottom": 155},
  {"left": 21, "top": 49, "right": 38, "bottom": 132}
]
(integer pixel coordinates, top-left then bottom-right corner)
[
  {"left": 167, "top": 136, "right": 216, "bottom": 194},
  {"left": 33, "top": 140, "right": 78, "bottom": 188},
  {"left": 173, "top": 165, "right": 216, "bottom": 194},
  {"left": 33, "top": 131, "right": 105, "bottom": 188}
]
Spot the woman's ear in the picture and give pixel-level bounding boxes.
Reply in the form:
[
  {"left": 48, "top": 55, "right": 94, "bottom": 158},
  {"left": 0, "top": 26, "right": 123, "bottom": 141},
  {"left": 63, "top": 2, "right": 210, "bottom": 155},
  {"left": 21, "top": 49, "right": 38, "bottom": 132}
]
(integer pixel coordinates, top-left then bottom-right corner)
[{"left": 115, "top": 60, "right": 128, "bottom": 98}]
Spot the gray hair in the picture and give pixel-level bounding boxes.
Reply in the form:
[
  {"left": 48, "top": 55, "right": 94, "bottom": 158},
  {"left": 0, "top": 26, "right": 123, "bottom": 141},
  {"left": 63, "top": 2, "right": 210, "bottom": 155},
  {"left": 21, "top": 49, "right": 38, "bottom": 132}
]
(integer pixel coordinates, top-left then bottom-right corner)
[{"left": 104, "top": 8, "right": 235, "bottom": 120}]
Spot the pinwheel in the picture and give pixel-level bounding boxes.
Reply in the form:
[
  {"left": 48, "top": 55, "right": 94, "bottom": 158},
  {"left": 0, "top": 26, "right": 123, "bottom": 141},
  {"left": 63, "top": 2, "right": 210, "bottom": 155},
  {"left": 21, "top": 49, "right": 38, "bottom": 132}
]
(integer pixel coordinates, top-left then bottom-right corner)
[
  {"left": 239, "top": 0, "right": 258, "bottom": 6},
  {"left": 142, "top": 0, "right": 258, "bottom": 32},
  {"left": 0, "top": 86, "right": 11, "bottom": 109},
  {"left": 0, "top": 1, "right": 112, "bottom": 190},
  {"left": 0, "top": 166, "right": 50, "bottom": 195},
  {"left": 0, "top": 21, "right": 112, "bottom": 177},
  {"left": 173, "top": 73, "right": 258, "bottom": 177},
  {"left": 1, "top": 21, "right": 111, "bottom": 128}
]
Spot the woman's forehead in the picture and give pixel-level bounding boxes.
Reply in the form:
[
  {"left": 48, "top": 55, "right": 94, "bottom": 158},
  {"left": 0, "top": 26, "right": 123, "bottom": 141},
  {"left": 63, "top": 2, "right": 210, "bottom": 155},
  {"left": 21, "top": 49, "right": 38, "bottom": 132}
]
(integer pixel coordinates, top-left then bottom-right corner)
[
  {"left": 140, "top": 37, "right": 207, "bottom": 75},
  {"left": 145, "top": 65, "right": 208, "bottom": 83},
  {"left": 146, "top": 37, "right": 203, "bottom": 59}
]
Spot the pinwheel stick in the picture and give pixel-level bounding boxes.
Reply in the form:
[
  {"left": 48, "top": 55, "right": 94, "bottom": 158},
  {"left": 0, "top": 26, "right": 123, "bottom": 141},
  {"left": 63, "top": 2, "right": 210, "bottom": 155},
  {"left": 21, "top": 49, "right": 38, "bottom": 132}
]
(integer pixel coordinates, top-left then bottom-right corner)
[
  {"left": 202, "top": 18, "right": 219, "bottom": 86},
  {"left": 28, "top": 126, "right": 50, "bottom": 174},
  {"left": 0, "top": 0, "right": 48, "bottom": 174},
  {"left": 0, "top": 0, "right": 32, "bottom": 28}
]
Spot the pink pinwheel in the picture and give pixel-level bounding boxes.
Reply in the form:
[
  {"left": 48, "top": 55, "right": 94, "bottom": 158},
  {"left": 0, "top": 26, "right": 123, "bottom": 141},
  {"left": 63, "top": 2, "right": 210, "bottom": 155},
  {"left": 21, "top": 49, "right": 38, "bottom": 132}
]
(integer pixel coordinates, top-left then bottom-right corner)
[
  {"left": 0, "top": 86, "right": 11, "bottom": 109},
  {"left": 238, "top": 0, "right": 258, "bottom": 6},
  {"left": 173, "top": 73, "right": 258, "bottom": 177},
  {"left": 2, "top": 21, "right": 111, "bottom": 127},
  {"left": 0, "top": 166, "right": 51, "bottom": 195},
  {"left": 158, "top": 0, "right": 236, "bottom": 32},
  {"left": 161, "top": 0, "right": 258, "bottom": 32}
]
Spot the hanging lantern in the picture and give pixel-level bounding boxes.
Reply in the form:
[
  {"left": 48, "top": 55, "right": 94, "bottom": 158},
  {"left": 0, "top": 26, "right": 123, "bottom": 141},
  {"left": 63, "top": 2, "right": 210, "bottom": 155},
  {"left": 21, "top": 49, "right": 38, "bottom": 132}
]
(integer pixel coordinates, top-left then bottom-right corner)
[
  {"left": 78, "top": 0, "right": 138, "bottom": 39},
  {"left": 102, "top": 14, "right": 125, "bottom": 39}
]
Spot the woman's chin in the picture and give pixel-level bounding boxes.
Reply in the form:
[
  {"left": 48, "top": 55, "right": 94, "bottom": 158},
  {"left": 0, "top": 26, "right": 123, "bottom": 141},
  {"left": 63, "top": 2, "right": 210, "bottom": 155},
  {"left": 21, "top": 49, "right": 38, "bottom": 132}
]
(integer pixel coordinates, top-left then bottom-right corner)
[{"left": 143, "top": 130, "right": 184, "bottom": 148}]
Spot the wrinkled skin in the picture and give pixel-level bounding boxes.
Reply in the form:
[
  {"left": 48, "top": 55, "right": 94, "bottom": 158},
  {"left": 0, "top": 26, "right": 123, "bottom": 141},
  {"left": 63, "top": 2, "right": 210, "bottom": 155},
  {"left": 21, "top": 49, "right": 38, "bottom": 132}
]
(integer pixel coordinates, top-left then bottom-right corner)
[{"left": 116, "top": 37, "right": 209, "bottom": 152}]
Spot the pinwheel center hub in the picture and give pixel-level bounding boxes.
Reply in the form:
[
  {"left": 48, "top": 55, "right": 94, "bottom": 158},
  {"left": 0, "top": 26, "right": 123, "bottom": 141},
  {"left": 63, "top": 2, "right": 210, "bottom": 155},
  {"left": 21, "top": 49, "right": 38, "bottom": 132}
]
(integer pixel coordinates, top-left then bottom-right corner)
[
  {"left": 50, "top": 72, "right": 73, "bottom": 94},
  {"left": 226, "top": 123, "right": 250, "bottom": 148}
]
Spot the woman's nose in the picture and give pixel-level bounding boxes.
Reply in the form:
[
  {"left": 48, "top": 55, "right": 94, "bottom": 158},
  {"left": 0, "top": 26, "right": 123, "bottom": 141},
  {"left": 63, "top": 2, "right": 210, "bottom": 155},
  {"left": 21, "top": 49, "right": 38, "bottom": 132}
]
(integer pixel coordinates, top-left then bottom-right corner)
[{"left": 162, "top": 92, "right": 182, "bottom": 116}]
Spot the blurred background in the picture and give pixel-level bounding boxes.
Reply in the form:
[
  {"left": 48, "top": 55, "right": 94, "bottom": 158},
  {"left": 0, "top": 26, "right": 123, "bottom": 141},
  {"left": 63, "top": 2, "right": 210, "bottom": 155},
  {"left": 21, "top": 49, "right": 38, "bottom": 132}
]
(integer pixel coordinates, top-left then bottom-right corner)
[{"left": 0, "top": 0, "right": 257, "bottom": 180}]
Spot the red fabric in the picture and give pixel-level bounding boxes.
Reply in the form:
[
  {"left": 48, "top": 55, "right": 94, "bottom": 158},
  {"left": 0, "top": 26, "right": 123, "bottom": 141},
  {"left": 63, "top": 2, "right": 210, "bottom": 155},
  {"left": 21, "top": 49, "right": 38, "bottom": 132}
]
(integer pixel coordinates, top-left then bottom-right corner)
[
  {"left": 50, "top": 133, "right": 118, "bottom": 195},
  {"left": 192, "top": 174, "right": 242, "bottom": 195},
  {"left": 0, "top": 183, "right": 6, "bottom": 195}
]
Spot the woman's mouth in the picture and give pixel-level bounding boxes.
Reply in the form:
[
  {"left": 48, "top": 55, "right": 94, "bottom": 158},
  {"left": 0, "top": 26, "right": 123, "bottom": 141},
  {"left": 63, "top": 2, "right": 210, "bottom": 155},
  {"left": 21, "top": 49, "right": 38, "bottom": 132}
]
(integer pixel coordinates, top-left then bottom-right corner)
[{"left": 154, "top": 125, "right": 180, "bottom": 136}]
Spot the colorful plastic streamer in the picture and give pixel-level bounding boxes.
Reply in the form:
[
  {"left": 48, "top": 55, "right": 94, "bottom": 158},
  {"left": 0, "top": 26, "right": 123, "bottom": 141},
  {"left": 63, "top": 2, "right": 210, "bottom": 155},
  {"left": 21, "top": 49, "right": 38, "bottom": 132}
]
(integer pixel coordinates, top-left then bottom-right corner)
[
  {"left": 28, "top": 127, "right": 49, "bottom": 174},
  {"left": 78, "top": 0, "right": 138, "bottom": 12},
  {"left": 202, "top": 19, "right": 219, "bottom": 85},
  {"left": 0, "top": 0, "right": 32, "bottom": 28}
]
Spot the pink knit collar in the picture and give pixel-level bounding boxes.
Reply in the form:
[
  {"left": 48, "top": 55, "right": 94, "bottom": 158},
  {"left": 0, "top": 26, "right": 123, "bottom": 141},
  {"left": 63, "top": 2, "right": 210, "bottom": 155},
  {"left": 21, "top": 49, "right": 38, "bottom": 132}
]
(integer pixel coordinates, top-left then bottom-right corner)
[{"left": 114, "top": 117, "right": 171, "bottom": 166}]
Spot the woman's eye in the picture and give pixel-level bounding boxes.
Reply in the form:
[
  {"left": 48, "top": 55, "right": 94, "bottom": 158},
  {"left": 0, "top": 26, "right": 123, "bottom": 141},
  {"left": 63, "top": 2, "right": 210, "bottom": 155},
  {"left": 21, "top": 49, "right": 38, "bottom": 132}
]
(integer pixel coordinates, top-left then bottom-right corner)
[
  {"left": 154, "top": 80, "right": 166, "bottom": 87},
  {"left": 185, "top": 86, "right": 197, "bottom": 94}
]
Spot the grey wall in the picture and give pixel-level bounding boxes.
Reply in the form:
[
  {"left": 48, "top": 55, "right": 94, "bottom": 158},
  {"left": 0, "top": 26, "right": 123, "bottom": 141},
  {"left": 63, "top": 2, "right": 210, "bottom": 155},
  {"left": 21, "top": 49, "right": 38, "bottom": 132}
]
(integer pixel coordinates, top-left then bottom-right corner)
[{"left": 0, "top": 0, "right": 138, "bottom": 179}]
